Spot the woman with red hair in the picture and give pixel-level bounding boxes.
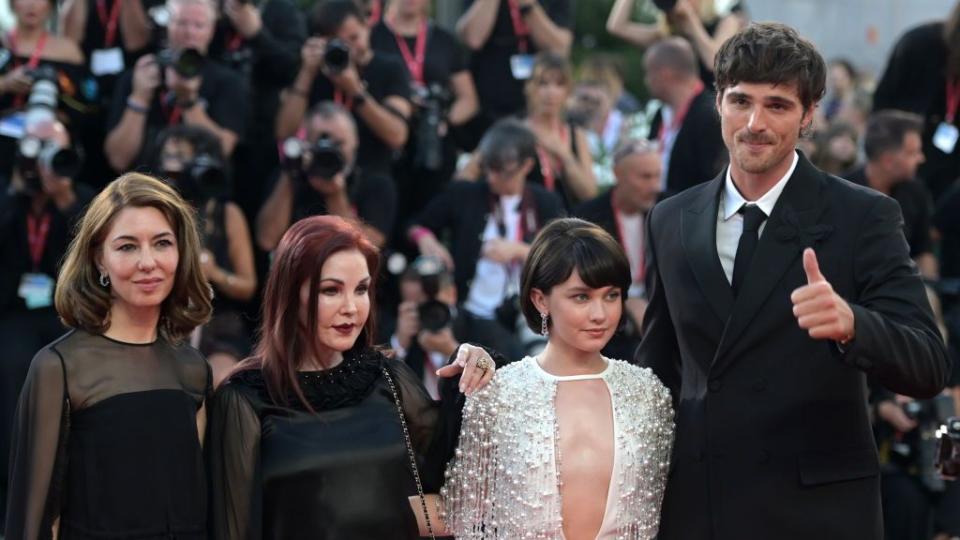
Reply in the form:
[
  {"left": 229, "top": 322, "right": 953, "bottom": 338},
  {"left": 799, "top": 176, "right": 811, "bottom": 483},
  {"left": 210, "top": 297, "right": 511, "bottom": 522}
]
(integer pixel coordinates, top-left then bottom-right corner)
[{"left": 206, "top": 215, "right": 495, "bottom": 539}]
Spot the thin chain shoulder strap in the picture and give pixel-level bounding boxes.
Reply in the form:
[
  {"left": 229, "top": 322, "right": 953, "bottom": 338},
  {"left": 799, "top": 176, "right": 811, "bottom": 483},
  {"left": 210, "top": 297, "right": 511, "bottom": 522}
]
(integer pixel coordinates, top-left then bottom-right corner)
[{"left": 380, "top": 364, "right": 437, "bottom": 540}]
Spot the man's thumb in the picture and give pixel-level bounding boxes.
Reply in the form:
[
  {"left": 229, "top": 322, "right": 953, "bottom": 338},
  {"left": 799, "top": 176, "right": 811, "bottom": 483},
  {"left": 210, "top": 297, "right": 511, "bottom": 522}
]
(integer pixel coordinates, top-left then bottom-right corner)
[{"left": 803, "top": 248, "right": 825, "bottom": 283}]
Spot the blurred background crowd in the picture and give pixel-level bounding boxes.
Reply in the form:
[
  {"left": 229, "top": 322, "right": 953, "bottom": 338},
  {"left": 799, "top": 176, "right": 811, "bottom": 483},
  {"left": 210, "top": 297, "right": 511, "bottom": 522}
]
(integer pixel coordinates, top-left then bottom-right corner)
[{"left": 0, "top": 0, "right": 959, "bottom": 538}]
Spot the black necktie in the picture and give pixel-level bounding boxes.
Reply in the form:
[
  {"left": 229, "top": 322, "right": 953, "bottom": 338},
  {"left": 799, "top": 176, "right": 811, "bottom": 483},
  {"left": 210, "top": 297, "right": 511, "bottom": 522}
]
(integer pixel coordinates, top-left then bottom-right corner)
[{"left": 732, "top": 204, "right": 767, "bottom": 296}]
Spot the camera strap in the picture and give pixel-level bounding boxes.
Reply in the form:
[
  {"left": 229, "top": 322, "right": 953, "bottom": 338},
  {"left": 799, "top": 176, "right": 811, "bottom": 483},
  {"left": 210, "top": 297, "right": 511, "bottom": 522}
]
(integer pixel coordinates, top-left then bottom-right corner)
[
  {"left": 95, "top": 0, "right": 122, "bottom": 49},
  {"left": 26, "top": 212, "right": 51, "bottom": 272},
  {"left": 389, "top": 19, "right": 428, "bottom": 86},
  {"left": 534, "top": 122, "right": 568, "bottom": 193},
  {"left": 160, "top": 92, "right": 184, "bottom": 125},
  {"left": 506, "top": 0, "right": 530, "bottom": 54}
]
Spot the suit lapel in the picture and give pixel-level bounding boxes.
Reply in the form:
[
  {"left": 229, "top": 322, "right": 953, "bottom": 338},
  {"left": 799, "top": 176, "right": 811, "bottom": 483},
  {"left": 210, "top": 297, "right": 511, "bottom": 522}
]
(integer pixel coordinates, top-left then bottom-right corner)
[
  {"left": 681, "top": 175, "right": 734, "bottom": 326},
  {"left": 711, "top": 155, "right": 828, "bottom": 373}
]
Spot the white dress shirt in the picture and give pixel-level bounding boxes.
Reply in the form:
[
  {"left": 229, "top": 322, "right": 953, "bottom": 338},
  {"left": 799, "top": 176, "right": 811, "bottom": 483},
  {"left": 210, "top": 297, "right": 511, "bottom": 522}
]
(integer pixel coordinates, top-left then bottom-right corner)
[
  {"left": 716, "top": 151, "right": 799, "bottom": 283},
  {"left": 464, "top": 194, "right": 522, "bottom": 319}
]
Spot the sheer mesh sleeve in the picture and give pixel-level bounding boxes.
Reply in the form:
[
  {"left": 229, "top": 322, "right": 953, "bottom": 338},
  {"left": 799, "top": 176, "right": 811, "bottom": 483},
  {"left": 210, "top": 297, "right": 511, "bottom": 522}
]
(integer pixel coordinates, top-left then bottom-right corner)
[
  {"left": 206, "top": 383, "right": 262, "bottom": 540},
  {"left": 4, "top": 347, "right": 68, "bottom": 540},
  {"left": 385, "top": 359, "right": 439, "bottom": 457}
]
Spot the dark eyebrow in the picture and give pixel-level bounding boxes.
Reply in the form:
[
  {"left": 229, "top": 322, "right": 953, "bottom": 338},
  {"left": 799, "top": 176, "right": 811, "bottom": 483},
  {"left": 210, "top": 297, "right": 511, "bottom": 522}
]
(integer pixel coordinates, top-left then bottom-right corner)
[
  {"left": 725, "top": 91, "right": 750, "bottom": 101},
  {"left": 765, "top": 96, "right": 796, "bottom": 107},
  {"left": 112, "top": 232, "right": 174, "bottom": 243},
  {"left": 319, "top": 276, "right": 371, "bottom": 285}
]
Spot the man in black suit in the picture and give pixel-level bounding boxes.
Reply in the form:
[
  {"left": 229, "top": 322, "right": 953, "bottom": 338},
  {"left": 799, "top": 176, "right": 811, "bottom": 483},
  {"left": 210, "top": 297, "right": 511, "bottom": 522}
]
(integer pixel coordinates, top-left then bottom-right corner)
[
  {"left": 638, "top": 23, "right": 949, "bottom": 540},
  {"left": 645, "top": 37, "right": 726, "bottom": 197}
]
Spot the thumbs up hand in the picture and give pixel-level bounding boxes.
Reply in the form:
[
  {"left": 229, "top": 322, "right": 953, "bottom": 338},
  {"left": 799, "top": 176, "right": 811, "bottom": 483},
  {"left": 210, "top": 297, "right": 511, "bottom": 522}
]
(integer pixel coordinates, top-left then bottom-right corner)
[{"left": 790, "top": 248, "right": 856, "bottom": 343}]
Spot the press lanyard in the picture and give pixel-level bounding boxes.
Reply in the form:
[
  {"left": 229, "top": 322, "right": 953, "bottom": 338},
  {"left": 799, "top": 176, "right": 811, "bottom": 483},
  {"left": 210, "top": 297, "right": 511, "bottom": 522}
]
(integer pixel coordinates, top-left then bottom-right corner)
[
  {"left": 226, "top": 29, "right": 244, "bottom": 52},
  {"left": 391, "top": 20, "right": 428, "bottom": 85},
  {"left": 946, "top": 79, "right": 960, "bottom": 124},
  {"left": 160, "top": 92, "right": 183, "bottom": 125},
  {"left": 334, "top": 89, "right": 353, "bottom": 110},
  {"left": 96, "top": 0, "right": 122, "bottom": 48},
  {"left": 535, "top": 123, "right": 568, "bottom": 192},
  {"left": 27, "top": 212, "right": 51, "bottom": 271},
  {"left": 657, "top": 80, "right": 704, "bottom": 142},
  {"left": 611, "top": 195, "right": 645, "bottom": 284},
  {"left": 506, "top": 0, "right": 529, "bottom": 54}
]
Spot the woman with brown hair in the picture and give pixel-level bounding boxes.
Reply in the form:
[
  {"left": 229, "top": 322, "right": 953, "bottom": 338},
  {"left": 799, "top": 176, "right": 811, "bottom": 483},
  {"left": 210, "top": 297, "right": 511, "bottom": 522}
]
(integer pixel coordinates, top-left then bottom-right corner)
[
  {"left": 207, "top": 214, "right": 496, "bottom": 539},
  {"left": 4, "top": 172, "right": 213, "bottom": 539}
]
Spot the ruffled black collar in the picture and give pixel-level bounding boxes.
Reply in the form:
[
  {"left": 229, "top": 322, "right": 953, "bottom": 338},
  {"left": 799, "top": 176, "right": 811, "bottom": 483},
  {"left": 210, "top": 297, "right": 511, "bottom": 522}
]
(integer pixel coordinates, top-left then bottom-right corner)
[{"left": 230, "top": 348, "right": 386, "bottom": 412}]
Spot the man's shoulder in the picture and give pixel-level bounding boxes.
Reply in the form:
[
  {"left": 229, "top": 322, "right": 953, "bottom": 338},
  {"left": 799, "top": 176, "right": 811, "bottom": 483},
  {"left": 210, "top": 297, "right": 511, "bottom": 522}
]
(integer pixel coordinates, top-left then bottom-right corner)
[
  {"left": 896, "top": 21, "right": 946, "bottom": 50},
  {"left": 202, "top": 60, "right": 247, "bottom": 90},
  {"left": 651, "top": 179, "right": 717, "bottom": 217},
  {"left": 573, "top": 191, "right": 612, "bottom": 221}
]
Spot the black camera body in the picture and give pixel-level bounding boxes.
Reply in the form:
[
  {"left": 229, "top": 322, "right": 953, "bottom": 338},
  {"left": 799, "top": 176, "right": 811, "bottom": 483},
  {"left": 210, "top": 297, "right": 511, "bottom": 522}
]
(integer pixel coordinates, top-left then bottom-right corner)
[
  {"left": 409, "top": 256, "right": 454, "bottom": 332},
  {"left": 166, "top": 153, "right": 228, "bottom": 204},
  {"left": 157, "top": 48, "right": 205, "bottom": 79},
  {"left": 280, "top": 135, "right": 346, "bottom": 181},
  {"left": 889, "top": 395, "right": 957, "bottom": 492},
  {"left": 936, "top": 417, "right": 960, "bottom": 478},
  {"left": 412, "top": 82, "right": 453, "bottom": 172},
  {"left": 323, "top": 39, "right": 351, "bottom": 74}
]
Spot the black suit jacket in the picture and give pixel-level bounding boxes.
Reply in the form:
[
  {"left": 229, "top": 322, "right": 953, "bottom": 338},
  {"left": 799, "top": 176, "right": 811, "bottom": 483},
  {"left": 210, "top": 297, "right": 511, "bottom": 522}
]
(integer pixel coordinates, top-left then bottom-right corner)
[
  {"left": 637, "top": 153, "right": 948, "bottom": 540},
  {"left": 649, "top": 88, "right": 727, "bottom": 197},
  {"left": 412, "top": 179, "right": 565, "bottom": 300}
]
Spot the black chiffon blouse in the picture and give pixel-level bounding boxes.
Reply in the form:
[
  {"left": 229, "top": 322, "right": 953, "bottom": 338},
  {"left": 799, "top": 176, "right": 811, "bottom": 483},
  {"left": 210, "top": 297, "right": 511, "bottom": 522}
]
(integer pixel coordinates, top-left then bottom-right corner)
[{"left": 206, "top": 348, "right": 440, "bottom": 540}]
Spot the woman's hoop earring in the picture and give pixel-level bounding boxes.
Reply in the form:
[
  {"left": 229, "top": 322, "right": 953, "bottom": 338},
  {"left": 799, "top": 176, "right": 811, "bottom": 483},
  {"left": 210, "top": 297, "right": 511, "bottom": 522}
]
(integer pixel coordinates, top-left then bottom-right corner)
[
  {"left": 99, "top": 272, "right": 110, "bottom": 287},
  {"left": 541, "top": 312, "right": 549, "bottom": 336}
]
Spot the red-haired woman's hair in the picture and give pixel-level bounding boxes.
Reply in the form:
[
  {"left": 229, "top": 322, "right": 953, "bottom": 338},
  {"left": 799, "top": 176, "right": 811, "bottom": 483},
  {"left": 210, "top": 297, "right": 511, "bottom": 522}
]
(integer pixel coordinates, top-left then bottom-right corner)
[{"left": 242, "top": 215, "right": 379, "bottom": 410}]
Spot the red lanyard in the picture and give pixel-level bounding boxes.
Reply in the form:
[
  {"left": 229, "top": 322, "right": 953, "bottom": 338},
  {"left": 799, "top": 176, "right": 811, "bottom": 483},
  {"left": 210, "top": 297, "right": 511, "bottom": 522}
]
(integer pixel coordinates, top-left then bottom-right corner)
[
  {"left": 657, "top": 80, "right": 704, "bottom": 142},
  {"left": 27, "top": 212, "right": 51, "bottom": 271},
  {"left": 535, "top": 123, "right": 568, "bottom": 192},
  {"left": 96, "top": 0, "right": 122, "bottom": 48},
  {"left": 160, "top": 92, "right": 183, "bottom": 125},
  {"left": 390, "top": 20, "right": 428, "bottom": 85},
  {"left": 947, "top": 79, "right": 960, "bottom": 124},
  {"left": 367, "top": 0, "right": 382, "bottom": 26},
  {"left": 611, "top": 195, "right": 645, "bottom": 284},
  {"left": 226, "top": 29, "right": 244, "bottom": 52},
  {"left": 491, "top": 191, "right": 535, "bottom": 242},
  {"left": 506, "top": 0, "right": 529, "bottom": 54},
  {"left": 9, "top": 30, "right": 47, "bottom": 107},
  {"left": 334, "top": 89, "right": 353, "bottom": 109}
]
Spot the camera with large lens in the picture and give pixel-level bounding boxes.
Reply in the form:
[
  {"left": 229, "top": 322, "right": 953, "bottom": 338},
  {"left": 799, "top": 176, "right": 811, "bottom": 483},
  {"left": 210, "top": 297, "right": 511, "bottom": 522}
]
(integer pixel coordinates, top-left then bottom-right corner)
[
  {"left": 323, "top": 39, "right": 351, "bottom": 74},
  {"left": 167, "top": 153, "right": 227, "bottom": 203},
  {"left": 889, "top": 394, "right": 957, "bottom": 492},
  {"left": 14, "top": 67, "right": 82, "bottom": 193},
  {"left": 412, "top": 82, "right": 453, "bottom": 172},
  {"left": 408, "top": 256, "right": 454, "bottom": 332},
  {"left": 157, "top": 47, "right": 205, "bottom": 79},
  {"left": 936, "top": 417, "right": 960, "bottom": 478},
  {"left": 280, "top": 134, "right": 346, "bottom": 182}
]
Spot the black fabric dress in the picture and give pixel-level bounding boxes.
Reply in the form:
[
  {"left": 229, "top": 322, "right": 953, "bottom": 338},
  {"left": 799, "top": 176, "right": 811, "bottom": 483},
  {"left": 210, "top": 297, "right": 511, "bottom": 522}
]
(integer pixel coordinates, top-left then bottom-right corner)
[
  {"left": 4, "top": 329, "right": 210, "bottom": 539},
  {"left": 206, "top": 347, "right": 439, "bottom": 540}
]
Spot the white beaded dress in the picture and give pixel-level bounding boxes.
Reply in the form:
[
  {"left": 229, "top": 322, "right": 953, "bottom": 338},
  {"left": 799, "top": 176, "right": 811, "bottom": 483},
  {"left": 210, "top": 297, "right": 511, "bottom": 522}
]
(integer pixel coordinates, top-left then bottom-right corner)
[{"left": 440, "top": 356, "right": 674, "bottom": 539}]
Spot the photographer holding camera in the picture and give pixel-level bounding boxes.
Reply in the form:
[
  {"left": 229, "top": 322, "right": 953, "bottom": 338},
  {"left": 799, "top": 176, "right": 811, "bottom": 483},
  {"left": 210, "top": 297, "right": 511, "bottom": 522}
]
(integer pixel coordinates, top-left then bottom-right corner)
[
  {"left": 257, "top": 101, "right": 396, "bottom": 251},
  {"left": 148, "top": 124, "right": 257, "bottom": 386},
  {"left": 208, "top": 0, "right": 305, "bottom": 221},
  {"left": 0, "top": 118, "right": 93, "bottom": 530},
  {"left": 407, "top": 119, "right": 563, "bottom": 360},
  {"left": 103, "top": 0, "right": 247, "bottom": 173},
  {"left": 276, "top": 0, "right": 411, "bottom": 177},
  {"left": 389, "top": 257, "right": 461, "bottom": 399}
]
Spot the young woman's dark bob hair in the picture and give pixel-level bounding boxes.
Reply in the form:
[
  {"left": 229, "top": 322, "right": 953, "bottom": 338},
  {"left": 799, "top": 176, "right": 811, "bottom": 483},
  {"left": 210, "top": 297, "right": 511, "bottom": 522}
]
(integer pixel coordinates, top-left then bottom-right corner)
[{"left": 520, "top": 218, "right": 632, "bottom": 333}]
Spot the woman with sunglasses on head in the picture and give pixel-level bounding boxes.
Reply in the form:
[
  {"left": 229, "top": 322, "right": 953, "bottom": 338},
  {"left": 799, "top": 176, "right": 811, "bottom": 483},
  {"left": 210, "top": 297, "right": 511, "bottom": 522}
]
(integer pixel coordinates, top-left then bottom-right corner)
[{"left": 207, "top": 215, "right": 496, "bottom": 539}]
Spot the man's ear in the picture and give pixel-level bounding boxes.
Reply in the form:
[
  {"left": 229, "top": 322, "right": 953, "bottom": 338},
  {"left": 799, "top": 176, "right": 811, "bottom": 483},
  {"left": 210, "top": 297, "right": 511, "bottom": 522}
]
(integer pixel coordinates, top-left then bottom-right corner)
[
  {"left": 799, "top": 104, "right": 817, "bottom": 135},
  {"left": 715, "top": 90, "right": 724, "bottom": 114},
  {"left": 530, "top": 288, "right": 549, "bottom": 316}
]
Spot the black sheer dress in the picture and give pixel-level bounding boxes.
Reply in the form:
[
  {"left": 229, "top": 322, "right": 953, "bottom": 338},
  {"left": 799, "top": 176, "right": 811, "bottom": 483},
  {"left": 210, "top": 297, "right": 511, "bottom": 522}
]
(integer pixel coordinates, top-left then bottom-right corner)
[
  {"left": 206, "top": 347, "right": 440, "bottom": 540},
  {"left": 4, "top": 329, "right": 210, "bottom": 539}
]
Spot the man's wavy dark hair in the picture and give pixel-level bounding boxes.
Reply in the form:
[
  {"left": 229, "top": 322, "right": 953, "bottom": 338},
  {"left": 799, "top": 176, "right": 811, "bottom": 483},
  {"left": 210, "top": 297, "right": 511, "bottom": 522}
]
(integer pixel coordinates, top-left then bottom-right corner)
[{"left": 714, "top": 22, "right": 827, "bottom": 110}]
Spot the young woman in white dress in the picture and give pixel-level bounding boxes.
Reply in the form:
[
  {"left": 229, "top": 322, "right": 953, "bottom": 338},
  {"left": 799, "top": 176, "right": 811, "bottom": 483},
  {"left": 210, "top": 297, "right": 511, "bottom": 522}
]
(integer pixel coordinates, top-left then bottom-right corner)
[{"left": 424, "top": 218, "right": 674, "bottom": 540}]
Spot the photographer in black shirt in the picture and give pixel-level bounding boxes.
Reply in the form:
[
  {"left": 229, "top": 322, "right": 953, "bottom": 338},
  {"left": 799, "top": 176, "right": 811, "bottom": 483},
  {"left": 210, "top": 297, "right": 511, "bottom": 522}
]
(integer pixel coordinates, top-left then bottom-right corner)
[
  {"left": 0, "top": 119, "right": 93, "bottom": 529},
  {"left": 276, "top": 0, "right": 411, "bottom": 177},
  {"left": 257, "top": 101, "right": 397, "bottom": 251},
  {"left": 370, "top": 0, "right": 478, "bottom": 242}
]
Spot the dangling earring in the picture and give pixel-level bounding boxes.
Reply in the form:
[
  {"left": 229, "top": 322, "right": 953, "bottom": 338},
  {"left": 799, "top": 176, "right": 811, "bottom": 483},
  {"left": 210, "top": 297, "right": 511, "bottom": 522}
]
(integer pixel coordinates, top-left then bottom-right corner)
[
  {"left": 540, "top": 312, "right": 549, "bottom": 336},
  {"left": 99, "top": 272, "right": 110, "bottom": 287}
]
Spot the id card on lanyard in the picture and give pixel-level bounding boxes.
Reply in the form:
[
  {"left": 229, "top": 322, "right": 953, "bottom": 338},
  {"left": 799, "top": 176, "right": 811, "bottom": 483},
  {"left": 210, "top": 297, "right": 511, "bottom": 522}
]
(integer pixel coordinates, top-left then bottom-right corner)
[
  {"left": 90, "top": 0, "right": 125, "bottom": 76},
  {"left": 934, "top": 79, "right": 960, "bottom": 154},
  {"left": 506, "top": 0, "right": 534, "bottom": 80},
  {"left": 8, "top": 30, "right": 47, "bottom": 107},
  {"left": 391, "top": 20, "right": 429, "bottom": 87},
  {"left": 18, "top": 212, "right": 54, "bottom": 310}
]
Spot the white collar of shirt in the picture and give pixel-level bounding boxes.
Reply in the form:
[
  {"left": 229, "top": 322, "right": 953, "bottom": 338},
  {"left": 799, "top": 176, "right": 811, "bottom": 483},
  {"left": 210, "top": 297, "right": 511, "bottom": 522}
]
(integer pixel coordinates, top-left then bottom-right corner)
[{"left": 721, "top": 150, "right": 799, "bottom": 221}]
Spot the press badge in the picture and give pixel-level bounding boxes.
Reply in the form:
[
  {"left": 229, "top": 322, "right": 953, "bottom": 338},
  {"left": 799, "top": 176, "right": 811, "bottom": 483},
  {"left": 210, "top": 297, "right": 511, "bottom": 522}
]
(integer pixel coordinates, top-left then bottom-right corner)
[
  {"left": 934, "top": 122, "right": 960, "bottom": 154},
  {"left": 510, "top": 54, "right": 535, "bottom": 80},
  {"left": 91, "top": 47, "right": 125, "bottom": 76},
  {"left": 18, "top": 273, "right": 53, "bottom": 310},
  {"left": 0, "top": 112, "right": 25, "bottom": 139}
]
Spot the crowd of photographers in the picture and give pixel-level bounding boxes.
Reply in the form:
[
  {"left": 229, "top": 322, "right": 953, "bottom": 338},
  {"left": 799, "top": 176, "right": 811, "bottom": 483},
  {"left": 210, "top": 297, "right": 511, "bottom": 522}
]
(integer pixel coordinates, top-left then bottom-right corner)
[{"left": 0, "top": 0, "right": 959, "bottom": 537}]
